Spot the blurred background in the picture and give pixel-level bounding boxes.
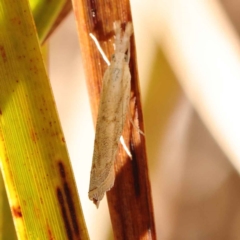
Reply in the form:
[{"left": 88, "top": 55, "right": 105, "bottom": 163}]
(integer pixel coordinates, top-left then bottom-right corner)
[{"left": 49, "top": 0, "right": 240, "bottom": 239}]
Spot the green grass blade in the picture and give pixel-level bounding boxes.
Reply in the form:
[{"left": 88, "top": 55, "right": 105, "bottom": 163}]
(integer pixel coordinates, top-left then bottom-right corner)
[
  {"left": 29, "top": 0, "right": 71, "bottom": 43},
  {"left": 0, "top": 0, "right": 89, "bottom": 239},
  {"left": 0, "top": 173, "right": 17, "bottom": 239}
]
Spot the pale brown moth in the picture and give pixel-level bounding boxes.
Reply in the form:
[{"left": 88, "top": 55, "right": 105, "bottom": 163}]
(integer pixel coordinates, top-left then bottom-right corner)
[{"left": 89, "top": 21, "right": 133, "bottom": 207}]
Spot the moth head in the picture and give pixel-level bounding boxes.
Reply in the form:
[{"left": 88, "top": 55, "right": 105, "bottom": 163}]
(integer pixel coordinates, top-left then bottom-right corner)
[
  {"left": 113, "top": 22, "right": 133, "bottom": 55},
  {"left": 111, "top": 52, "right": 129, "bottom": 64}
]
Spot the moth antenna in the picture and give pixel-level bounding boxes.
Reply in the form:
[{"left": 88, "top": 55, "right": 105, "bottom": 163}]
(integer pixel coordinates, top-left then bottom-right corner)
[{"left": 89, "top": 33, "right": 110, "bottom": 66}]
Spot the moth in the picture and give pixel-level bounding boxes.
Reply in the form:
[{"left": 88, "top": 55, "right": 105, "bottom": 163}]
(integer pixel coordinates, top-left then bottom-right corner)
[{"left": 89, "top": 21, "right": 133, "bottom": 207}]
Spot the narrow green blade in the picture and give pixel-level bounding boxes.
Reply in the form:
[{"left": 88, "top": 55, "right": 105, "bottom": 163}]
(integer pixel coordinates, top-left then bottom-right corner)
[{"left": 0, "top": 0, "right": 89, "bottom": 239}]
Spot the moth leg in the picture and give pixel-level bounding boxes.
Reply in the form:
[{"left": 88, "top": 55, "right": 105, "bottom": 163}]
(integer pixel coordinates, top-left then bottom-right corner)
[
  {"left": 129, "top": 118, "right": 145, "bottom": 136},
  {"left": 113, "top": 21, "right": 121, "bottom": 45},
  {"left": 128, "top": 106, "right": 145, "bottom": 136},
  {"left": 120, "top": 136, "right": 132, "bottom": 159}
]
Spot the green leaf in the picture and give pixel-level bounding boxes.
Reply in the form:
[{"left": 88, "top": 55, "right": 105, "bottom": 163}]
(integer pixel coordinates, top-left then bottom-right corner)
[{"left": 0, "top": 0, "right": 89, "bottom": 239}]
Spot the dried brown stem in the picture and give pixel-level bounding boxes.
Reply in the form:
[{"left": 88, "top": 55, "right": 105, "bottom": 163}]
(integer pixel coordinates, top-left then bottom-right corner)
[{"left": 72, "top": 0, "right": 156, "bottom": 239}]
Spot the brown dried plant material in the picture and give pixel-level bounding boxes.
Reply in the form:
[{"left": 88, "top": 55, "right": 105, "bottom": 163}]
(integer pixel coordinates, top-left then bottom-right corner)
[{"left": 72, "top": 0, "right": 156, "bottom": 239}]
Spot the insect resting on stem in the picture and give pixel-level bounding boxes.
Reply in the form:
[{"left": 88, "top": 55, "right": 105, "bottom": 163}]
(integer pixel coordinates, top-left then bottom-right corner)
[{"left": 88, "top": 21, "right": 133, "bottom": 208}]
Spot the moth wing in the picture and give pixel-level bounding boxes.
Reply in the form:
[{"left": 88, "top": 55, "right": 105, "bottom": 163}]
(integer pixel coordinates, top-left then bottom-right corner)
[
  {"left": 88, "top": 162, "right": 115, "bottom": 207},
  {"left": 89, "top": 63, "right": 131, "bottom": 206}
]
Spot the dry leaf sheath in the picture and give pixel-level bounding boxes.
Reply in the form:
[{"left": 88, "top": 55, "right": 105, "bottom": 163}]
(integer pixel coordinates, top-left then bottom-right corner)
[{"left": 89, "top": 21, "right": 133, "bottom": 207}]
